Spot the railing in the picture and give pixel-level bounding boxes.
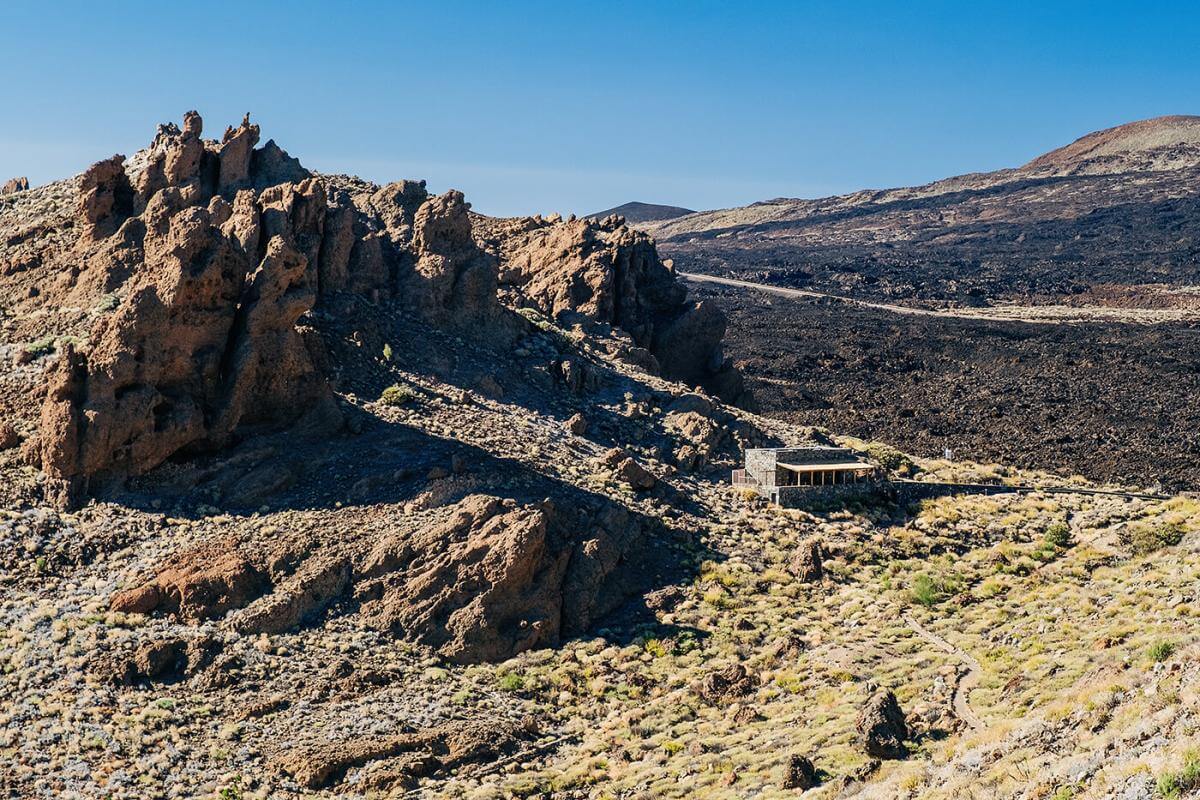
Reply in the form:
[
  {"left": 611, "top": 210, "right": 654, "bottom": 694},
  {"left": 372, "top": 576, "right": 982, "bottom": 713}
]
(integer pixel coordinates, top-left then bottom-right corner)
[{"left": 731, "top": 469, "right": 759, "bottom": 487}]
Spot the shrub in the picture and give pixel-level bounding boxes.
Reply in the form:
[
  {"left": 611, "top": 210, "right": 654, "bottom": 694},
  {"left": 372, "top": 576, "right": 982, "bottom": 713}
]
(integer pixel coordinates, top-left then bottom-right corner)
[
  {"left": 94, "top": 293, "right": 120, "bottom": 313},
  {"left": 1044, "top": 522, "right": 1073, "bottom": 550},
  {"left": 22, "top": 335, "right": 58, "bottom": 358},
  {"left": 1147, "top": 640, "right": 1177, "bottom": 663},
  {"left": 865, "top": 443, "right": 916, "bottom": 477},
  {"left": 497, "top": 672, "right": 525, "bottom": 692},
  {"left": 910, "top": 574, "right": 942, "bottom": 608},
  {"left": 1125, "top": 521, "right": 1185, "bottom": 555},
  {"left": 382, "top": 343, "right": 393, "bottom": 361},
  {"left": 1157, "top": 750, "right": 1200, "bottom": 799},
  {"left": 379, "top": 383, "right": 416, "bottom": 406}
]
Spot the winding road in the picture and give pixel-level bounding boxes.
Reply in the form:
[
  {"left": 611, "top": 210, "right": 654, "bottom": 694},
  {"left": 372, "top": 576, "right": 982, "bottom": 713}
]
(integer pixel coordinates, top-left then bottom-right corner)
[{"left": 679, "top": 271, "right": 1200, "bottom": 325}]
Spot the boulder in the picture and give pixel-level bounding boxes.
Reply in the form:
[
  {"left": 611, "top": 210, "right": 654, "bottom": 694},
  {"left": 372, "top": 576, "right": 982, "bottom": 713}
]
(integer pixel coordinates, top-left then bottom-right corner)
[
  {"left": 0, "top": 422, "right": 18, "bottom": 450},
  {"left": 856, "top": 689, "right": 909, "bottom": 759},
  {"left": 782, "top": 754, "right": 819, "bottom": 790},
  {"left": 614, "top": 457, "right": 656, "bottom": 491},
  {"left": 789, "top": 537, "right": 824, "bottom": 583},
  {"left": 699, "top": 663, "right": 758, "bottom": 703}
]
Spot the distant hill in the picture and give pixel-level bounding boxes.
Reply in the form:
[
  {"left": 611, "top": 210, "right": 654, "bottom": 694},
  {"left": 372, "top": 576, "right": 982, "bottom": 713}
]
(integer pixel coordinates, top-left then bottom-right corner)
[
  {"left": 639, "top": 115, "right": 1200, "bottom": 303},
  {"left": 587, "top": 201, "right": 694, "bottom": 224},
  {"left": 1024, "top": 114, "right": 1200, "bottom": 173}
]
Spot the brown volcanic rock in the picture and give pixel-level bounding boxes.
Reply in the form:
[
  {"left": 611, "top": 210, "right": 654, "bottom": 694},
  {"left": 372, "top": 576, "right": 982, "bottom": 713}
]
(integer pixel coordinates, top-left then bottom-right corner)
[
  {"left": 484, "top": 214, "right": 751, "bottom": 406},
  {"left": 33, "top": 113, "right": 359, "bottom": 505},
  {"left": 358, "top": 494, "right": 651, "bottom": 663},
  {"left": 360, "top": 495, "right": 563, "bottom": 663},
  {"left": 38, "top": 161, "right": 341, "bottom": 505},
  {"left": 410, "top": 189, "right": 501, "bottom": 321},
  {"left": 29, "top": 113, "right": 746, "bottom": 506},
  {"left": 856, "top": 689, "right": 909, "bottom": 759},
  {"left": 109, "top": 492, "right": 657, "bottom": 665},
  {"left": 111, "top": 540, "right": 268, "bottom": 622},
  {"left": 77, "top": 155, "right": 133, "bottom": 243},
  {"left": 1, "top": 176, "right": 29, "bottom": 195}
]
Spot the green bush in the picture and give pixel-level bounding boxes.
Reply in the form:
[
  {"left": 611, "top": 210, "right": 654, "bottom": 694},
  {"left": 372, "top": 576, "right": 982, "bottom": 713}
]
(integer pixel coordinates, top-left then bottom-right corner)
[
  {"left": 1044, "top": 522, "right": 1073, "bottom": 550},
  {"left": 22, "top": 335, "right": 58, "bottom": 358},
  {"left": 865, "top": 443, "right": 916, "bottom": 477},
  {"left": 910, "top": 574, "right": 942, "bottom": 607},
  {"left": 496, "top": 672, "right": 525, "bottom": 692},
  {"left": 379, "top": 383, "right": 416, "bottom": 406},
  {"left": 1157, "top": 750, "right": 1200, "bottom": 799},
  {"left": 1147, "top": 640, "right": 1177, "bottom": 663}
]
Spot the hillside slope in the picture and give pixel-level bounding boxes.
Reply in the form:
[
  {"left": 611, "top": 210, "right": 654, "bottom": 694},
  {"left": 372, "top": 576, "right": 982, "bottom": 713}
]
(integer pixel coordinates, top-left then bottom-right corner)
[{"left": 641, "top": 115, "right": 1200, "bottom": 303}]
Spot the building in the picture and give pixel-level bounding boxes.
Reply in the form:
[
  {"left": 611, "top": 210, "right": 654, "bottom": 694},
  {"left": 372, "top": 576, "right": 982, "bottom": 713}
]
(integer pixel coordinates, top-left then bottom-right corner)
[{"left": 732, "top": 446, "right": 882, "bottom": 506}]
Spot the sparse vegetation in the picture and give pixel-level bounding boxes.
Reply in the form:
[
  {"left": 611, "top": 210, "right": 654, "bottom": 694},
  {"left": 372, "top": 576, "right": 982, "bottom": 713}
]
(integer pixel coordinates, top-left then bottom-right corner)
[
  {"left": 22, "top": 335, "right": 59, "bottom": 358},
  {"left": 379, "top": 383, "right": 417, "bottom": 406},
  {"left": 1157, "top": 751, "right": 1200, "bottom": 799},
  {"left": 1148, "top": 640, "right": 1177, "bottom": 663},
  {"left": 1125, "top": 520, "right": 1186, "bottom": 555}
]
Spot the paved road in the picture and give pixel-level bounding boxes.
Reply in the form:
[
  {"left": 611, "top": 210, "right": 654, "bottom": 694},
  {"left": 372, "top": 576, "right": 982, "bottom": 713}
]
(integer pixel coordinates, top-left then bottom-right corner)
[{"left": 679, "top": 271, "right": 1200, "bottom": 325}]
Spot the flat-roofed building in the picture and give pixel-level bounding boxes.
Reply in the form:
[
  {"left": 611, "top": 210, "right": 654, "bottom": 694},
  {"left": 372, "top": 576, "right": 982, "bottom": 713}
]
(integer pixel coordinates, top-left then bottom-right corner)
[{"left": 732, "top": 446, "right": 881, "bottom": 506}]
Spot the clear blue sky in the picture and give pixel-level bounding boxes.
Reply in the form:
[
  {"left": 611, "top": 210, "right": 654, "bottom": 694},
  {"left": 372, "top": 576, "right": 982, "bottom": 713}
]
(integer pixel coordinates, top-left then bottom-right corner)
[{"left": 1, "top": 1, "right": 1197, "bottom": 217}]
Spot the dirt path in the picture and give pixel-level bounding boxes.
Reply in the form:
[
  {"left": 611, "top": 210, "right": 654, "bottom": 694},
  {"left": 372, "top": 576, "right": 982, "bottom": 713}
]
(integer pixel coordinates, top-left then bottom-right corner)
[
  {"left": 903, "top": 613, "right": 984, "bottom": 730},
  {"left": 680, "top": 271, "right": 1200, "bottom": 325}
]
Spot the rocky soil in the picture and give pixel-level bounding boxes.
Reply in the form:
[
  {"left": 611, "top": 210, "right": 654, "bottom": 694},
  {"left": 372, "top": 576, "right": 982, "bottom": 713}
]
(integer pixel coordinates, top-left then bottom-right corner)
[{"left": 1, "top": 112, "right": 1198, "bottom": 800}]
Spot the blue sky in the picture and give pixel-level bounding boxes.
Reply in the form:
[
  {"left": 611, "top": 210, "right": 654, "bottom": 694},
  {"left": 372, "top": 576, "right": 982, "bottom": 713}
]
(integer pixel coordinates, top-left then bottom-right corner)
[{"left": 1, "top": 1, "right": 1197, "bottom": 216}]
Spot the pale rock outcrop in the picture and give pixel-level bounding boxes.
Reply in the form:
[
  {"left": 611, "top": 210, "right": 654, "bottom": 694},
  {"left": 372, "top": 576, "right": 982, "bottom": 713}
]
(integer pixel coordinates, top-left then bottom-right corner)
[{"left": 1, "top": 176, "right": 29, "bottom": 195}]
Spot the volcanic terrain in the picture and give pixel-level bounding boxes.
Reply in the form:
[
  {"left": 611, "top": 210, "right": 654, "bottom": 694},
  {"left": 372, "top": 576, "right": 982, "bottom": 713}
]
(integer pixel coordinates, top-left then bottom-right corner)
[
  {"left": 639, "top": 115, "right": 1200, "bottom": 490},
  {"left": 1, "top": 113, "right": 1199, "bottom": 800}
]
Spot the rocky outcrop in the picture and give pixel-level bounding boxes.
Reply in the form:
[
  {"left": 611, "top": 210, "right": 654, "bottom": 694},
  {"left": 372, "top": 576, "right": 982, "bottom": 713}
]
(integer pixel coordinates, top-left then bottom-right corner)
[
  {"left": 277, "top": 718, "right": 534, "bottom": 790},
  {"left": 1, "top": 176, "right": 29, "bottom": 195},
  {"left": 856, "top": 689, "right": 909, "bottom": 759},
  {"left": 409, "top": 190, "right": 500, "bottom": 321},
  {"left": 110, "top": 540, "right": 268, "bottom": 621},
  {"left": 357, "top": 494, "right": 651, "bottom": 663},
  {"left": 486, "top": 214, "right": 752, "bottom": 407},
  {"left": 36, "top": 113, "right": 514, "bottom": 507},
  {"left": 110, "top": 492, "right": 657, "bottom": 665},
  {"left": 789, "top": 537, "right": 824, "bottom": 583}
]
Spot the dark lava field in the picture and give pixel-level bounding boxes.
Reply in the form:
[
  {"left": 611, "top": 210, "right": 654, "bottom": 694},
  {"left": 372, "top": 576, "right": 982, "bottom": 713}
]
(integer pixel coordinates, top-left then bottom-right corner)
[{"left": 693, "top": 283, "right": 1200, "bottom": 492}]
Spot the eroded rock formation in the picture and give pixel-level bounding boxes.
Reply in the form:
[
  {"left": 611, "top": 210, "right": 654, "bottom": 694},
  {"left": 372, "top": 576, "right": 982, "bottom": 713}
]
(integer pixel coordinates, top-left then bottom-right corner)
[
  {"left": 36, "top": 112, "right": 514, "bottom": 506},
  {"left": 109, "top": 492, "right": 656, "bottom": 664},
  {"left": 1, "top": 176, "right": 29, "bottom": 195},
  {"left": 483, "top": 214, "right": 752, "bottom": 407}
]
